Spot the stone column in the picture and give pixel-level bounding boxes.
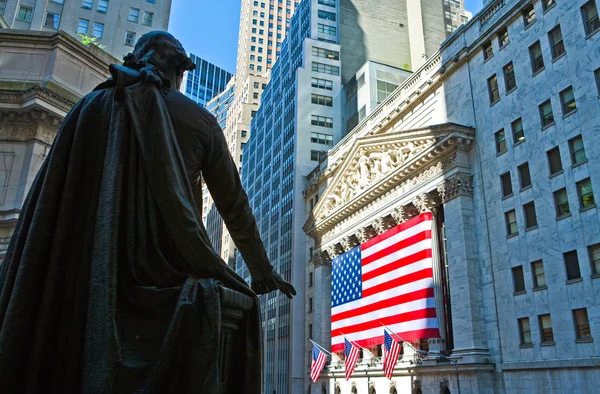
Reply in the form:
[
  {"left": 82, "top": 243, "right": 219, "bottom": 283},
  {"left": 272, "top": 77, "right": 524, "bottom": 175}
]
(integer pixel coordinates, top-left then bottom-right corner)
[
  {"left": 312, "top": 250, "right": 332, "bottom": 390},
  {"left": 437, "top": 173, "right": 489, "bottom": 363},
  {"left": 413, "top": 192, "right": 446, "bottom": 357}
]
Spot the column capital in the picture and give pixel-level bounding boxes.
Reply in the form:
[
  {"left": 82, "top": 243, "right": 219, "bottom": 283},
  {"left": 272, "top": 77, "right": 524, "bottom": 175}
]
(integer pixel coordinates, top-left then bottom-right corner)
[
  {"left": 437, "top": 172, "right": 473, "bottom": 203},
  {"left": 413, "top": 192, "right": 442, "bottom": 214},
  {"left": 340, "top": 235, "right": 359, "bottom": 252},
  {"left": 312, "top": 251, "right": 331, "bottom": 267},
  {"left": 325, "top": 244, "right": 343, "bottom": 260}
]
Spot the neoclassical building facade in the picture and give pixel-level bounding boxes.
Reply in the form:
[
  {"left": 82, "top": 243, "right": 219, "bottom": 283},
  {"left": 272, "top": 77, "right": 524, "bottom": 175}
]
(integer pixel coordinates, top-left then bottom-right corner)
[{"left": 303, "top": 0, "right": 600, "bottom": 393}]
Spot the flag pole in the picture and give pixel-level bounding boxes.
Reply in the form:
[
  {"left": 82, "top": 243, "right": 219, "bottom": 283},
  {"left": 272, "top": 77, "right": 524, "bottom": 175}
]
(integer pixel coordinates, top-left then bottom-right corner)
[
  {"left": 339, "top": 332, "right": 364, "bottom": 350},
  {"left": 380, "top": 323, "right": 425, "bottom": 356},
  {"left": 310, "top": 339, "right": 333, "bottom": 357}
]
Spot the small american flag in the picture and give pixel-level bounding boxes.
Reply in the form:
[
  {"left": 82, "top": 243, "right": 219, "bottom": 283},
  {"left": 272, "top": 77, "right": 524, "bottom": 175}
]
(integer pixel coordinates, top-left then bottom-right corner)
[
  {"left": 310, "top": 343, "right": 327, "bottom": 382},
  {"left": 383, "top": 330, "right": 402, "bottom": 379},
  {"left": 331, "top": 213, "right": 439, "bottom": 352},
  {"left": 344, "top": 338, "right": 360, "bottom": 380}
]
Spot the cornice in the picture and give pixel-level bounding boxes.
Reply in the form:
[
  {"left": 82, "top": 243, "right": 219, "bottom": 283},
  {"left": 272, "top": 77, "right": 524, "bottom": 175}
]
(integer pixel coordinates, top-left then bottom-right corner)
[{"left": 0, "top": 86, "right": 75, "bottom": 114}]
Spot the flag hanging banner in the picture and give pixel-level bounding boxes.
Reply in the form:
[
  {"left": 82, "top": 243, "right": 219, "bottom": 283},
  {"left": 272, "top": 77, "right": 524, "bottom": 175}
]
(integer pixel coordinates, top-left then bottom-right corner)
[
  {"left": 344, "top": 338, "right": 360, "bottom": 381},
  {"left": 331, "top": 212, "right": 440, "bottom": 352},
  {"left": 310, "top": 343, "right": 327, "bottom": 382},
  {"left": 382, "top": 330, "right": 402, "bottom": 379}
]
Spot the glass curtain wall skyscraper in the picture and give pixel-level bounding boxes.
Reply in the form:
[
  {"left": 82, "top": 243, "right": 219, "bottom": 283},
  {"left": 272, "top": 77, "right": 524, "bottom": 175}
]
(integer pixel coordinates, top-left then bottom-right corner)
[{"left": 181, "top": 54, "right": 233, "bottom": 107}]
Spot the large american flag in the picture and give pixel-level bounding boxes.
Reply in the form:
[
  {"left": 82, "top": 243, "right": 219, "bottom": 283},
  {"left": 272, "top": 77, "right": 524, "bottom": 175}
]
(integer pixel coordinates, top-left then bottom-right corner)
[
  {"left": 310, "top": 343, "right": 327, "bottom": 382},
  {"left": 344, "top": 338, "right": 360, "bottom": 380},
  {"left": 382, "top": 330, "right": 402, "bottom": 379},
  {"left": 331, "top": 212, "right": 439, "bottom": 352}
]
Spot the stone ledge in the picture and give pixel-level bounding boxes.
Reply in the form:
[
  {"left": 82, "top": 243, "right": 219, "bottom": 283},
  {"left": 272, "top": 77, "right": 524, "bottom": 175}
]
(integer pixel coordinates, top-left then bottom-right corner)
[{"left": 502, "top": 357, "right": 600, "bottom": 371}]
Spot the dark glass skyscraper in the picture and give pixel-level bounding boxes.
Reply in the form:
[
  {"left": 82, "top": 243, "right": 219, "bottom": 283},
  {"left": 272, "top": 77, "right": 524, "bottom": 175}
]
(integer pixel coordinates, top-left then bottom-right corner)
[{"left": 181, "top": 53, "right": 233, "bottom": 107}]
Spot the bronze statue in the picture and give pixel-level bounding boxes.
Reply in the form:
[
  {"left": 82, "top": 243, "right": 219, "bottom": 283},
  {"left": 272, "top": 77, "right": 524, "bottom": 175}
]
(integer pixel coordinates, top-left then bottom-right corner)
[{"left": 0, "top": 31, "right": 295, "bottom": 393}]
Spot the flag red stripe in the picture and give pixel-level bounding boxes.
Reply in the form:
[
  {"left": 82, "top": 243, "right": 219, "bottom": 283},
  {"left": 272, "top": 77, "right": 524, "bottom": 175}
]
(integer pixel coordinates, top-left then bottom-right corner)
[
  {"left": 331, "top": 328, "right": 441, "bottom": 352},
  {"left": 331, "top": 288, "right": 434, "bottom": 323},
  {"left": 361, "top": 230, "right": 431, "bottom": 266},
  {"left": 361, "top": 212, "right": 432, "bottom": 250},
  {"left": 362, "top": 268, "right": 434, "bottom": 298},
  {"left": 332, "top": 308, "right": 438, "bottom": 336},
  {"left": 361, "top": 248, "right": 433, "bottom": 282}
]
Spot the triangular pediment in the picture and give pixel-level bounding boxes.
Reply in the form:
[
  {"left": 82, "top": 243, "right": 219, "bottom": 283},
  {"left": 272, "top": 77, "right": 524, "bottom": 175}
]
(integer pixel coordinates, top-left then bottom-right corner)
[{"left": 305, "top": 123, "right": 474, "bottom": 236}]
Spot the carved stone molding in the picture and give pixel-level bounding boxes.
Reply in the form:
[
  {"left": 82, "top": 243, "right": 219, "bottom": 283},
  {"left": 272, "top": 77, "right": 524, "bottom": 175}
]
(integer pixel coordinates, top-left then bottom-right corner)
[
  {"left": 0, "top": 87, "right": 75, "bottom": 114},
  {"left": 438, "top": 173, "right": 473, "bottom": 203},
  {"left": 0, "top": 109, "right": 63, "bottom": 145},
  {"left": 312, "top": 252, "right": 331, "bottom": 267},
  {"left": 340, "top": 235, "right": 359, "bottom": 252},
  {"left": 373, "top": 216, "right": 394, "bottom": 234},
  {"left": 390, "top": 206, "right": 406, "bottom": 225},
  {"left": 413, "top": 191, "right": 443, "bottom": 214},
  {"left": 325, "top": 244, "right": 343, "bottom": 260}
]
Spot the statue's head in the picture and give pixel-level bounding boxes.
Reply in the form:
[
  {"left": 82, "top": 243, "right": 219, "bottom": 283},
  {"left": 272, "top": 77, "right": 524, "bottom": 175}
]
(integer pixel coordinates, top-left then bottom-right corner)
[{"left": 123, "top": 31, "right": 196, "bottom": 89}]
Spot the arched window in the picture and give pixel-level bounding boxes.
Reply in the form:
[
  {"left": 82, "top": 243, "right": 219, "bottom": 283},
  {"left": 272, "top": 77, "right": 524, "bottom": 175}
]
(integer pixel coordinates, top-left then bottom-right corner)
[
  {"left": 351, "top": 387, "right": 357, "bottom": 394},
  {"left": 389, "top": 388, "right": 398, "bottom": 394},
  {"left": 335, "top": 386, "right": 341, "bottom": 394},
  {"left": 369, "top": 386, "right": 376, "bottom": 394}
]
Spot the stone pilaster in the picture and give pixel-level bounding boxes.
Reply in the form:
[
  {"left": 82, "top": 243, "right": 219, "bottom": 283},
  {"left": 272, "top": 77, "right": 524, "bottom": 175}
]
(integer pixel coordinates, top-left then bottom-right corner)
[
  {"left": 413, "top": 192, "right": 446, "bottom": 356},
  {"left": 437, "top": 173, "right": 489, "bottom": 363},
  {"left": 312, "top": 251, "right": 332, "bottom": 385}
]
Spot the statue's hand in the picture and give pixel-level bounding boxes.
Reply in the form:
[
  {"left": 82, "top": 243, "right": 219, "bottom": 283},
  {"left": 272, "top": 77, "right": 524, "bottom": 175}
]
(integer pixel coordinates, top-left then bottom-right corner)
[{"left": 251, "top": 270, "right": 297, "bottom": 299}]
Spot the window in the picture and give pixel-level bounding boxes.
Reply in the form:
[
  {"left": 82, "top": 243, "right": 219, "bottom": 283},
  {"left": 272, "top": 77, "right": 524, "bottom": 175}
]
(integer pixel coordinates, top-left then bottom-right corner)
[
  {"left": 17, "top": 6, "right": 33, "bottom": 22},
  {"left": 498, "top": 27, "right": 509, "bottom": 48},
  {"left": 148, "top": 0, "right": 155, "bottom": 3},
  {"left": 554, "top": 188, "right": 570, "bottom": 217},
  {"left": 92, "top": 22, "right": 104, "bottom": 38},
  {"left": 311, "top": 150, "right": 327, "bottom": 161},
  {"left": 124, "top": 31, "right": 136, "bottom": 46},
  {"left": 311, "top": 94, "right": 333, "bottom": 106},
  {"left": 495, "top": 129, "right": 507, "bottom": 154},
  {"left": 548, "top": 25, "right": 565, "bottom": 59},
  {"left": 539, "top": 100, "right": 554, "bottom": 128},
  {"left": 312, "top": 77, "right": 333, "bottom": 90},
  {"left": 312, "top": 47, "right": 339, "bottom": 60},
  {"left": 309, "top": 272, "right": 314, "bottom": 287},
  {"left": 542, "top": 0, "right": 556, "bottom": 11},
  {"left": 311, "top": 132, "right": 334, "bottom": 146},
  {"left": 44, "top": 12, "right": 61, "bottom": 29},
  {"left": 581, "top": 1, "right": 600, "bottom": 36},
  {"left": 512, "top": 266, "right": 525, "bottom": 293},
  {"left": 569, "top": 135, "right": 586, "bottom": 165},
  {"left": 312, "top": 62, "right": 340, "bottom": 75},
  {"left": 589, "top": 244, "right": 600, "bottom": 275},
  {"left": 318, "top": 23, "right": 336, "bottom": 35},
  {"left": 512, "top": 118, "right": 524, "bottom": 143},
  {"left": 539, "top": 315, "right": 554, "bottom": 343},
  {"left": 531, "top": 260, "right": 546, "bottom": 288},
  {"left": 488, "top": 75, "right": 500, "bottom": 104},
  {"left": 518, "top": 318, "right": 532, "bottom": 345},
  {"left": 241, "top": 130, "right": 247, "bottom": 138},
  {"left": 482, "top": 41, "right": 493, "bottom": 60},
  {"left": 318, "top": 9, "right": 336, "bottom": 21},
  {"left": 564, "top": 251, "right": 581, "bottom": 281},
  {"left": 530, "top": 41, "right": 544, "bottom": 74},
  {"left": 318, "top": 0, "right": 336, "bottom": 7},
  {"left": 504, "top": 62, "right": 516, "bottom": 92},
  {"left": 595, "top": 68, "right": 600, "bottom": 95},
  {"left": 311, "top": 115, "right": 333, "bottom": 128},
  {"left": 505, "top": 210, "right": 518, "bottom": 236},
  {"left": 518, "top": 163, "right": 532, "bottom": 189},
  {"left": 143, "top": 11, "right": 153, "bottom": 26},
  {"left": 573, "top": 309, "right": 592, "bottom": 339},
  {"left": 253, "top": 92, "right": 259, "bottom": 99},
  {"left": 77, "top": 19, "right": 89, "bottom": 34},
  {"left": 577, "top": 178, "right": 595, "bottom": 208},
  {"left": 547, "top": 147, "right": 563, "bottom": 176},
  {"left": 523, "top": 4, "right": 536, "bottom": 27},
  {"left": 82, "top": 0, "right": 93, "bottom": 10},
  {"left": 129, "top": 8, "right": 140, "bottom": 22},
  {"left": 560, "top": 86, "right": 576, "bottom": 115},
  {"left": 309, "top": 297, "right": 313, "bottom": 313},
  {"left": 523, "top": 202, "right": 538, "bottom": 229},
  {"left": 501, "top": 172, "right": 513, "bottom": 197},
  {"left": 97, "top": 0, "right": 108, "bottom": 13}
]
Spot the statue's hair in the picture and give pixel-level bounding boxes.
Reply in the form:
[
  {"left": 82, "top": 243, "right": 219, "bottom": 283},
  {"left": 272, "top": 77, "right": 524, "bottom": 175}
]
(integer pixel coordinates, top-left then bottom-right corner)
[{"left": 123, "top": 31, "right": 196, "bottom": 75}]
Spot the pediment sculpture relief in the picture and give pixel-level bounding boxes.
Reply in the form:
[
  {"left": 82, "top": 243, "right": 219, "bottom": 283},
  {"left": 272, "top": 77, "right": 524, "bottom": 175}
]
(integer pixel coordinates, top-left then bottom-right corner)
[{"left": 321, "top": 141, "right": 432, "bottom": 219}]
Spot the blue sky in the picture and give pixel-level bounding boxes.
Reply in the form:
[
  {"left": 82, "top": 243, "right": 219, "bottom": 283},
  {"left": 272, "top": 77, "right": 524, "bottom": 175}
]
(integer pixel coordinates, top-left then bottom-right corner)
[{"left": 168, "top": 0, "right": 484, "bottom": 74}]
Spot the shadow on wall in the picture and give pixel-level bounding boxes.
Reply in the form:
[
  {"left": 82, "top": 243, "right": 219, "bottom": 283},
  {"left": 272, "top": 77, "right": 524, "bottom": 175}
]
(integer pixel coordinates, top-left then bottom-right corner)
[{"left": 339, "top": 0, "right": 366, "bottom": 86}]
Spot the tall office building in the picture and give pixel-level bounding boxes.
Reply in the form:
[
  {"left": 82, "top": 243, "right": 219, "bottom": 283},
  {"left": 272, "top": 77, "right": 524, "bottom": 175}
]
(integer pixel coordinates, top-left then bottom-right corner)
[
  {"left": 0, "top": 0, "right": 172, "bottom": 59},
  {"left": 218, "top": 0, "right": 302, "bottom": 267},
  {"left": 236, "top": 1, "right": 458, "bottom": 393},
  {"left": 181, "top": 54, "right": 233, "bottom": 107},
  {"left": 304, "top": 0, "right": 600, "bottom": 392}
]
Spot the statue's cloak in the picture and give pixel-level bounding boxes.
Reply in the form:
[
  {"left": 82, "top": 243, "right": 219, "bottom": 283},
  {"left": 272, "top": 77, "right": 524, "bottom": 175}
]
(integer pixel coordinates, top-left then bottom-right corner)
[{"left": 0, "top": 65, "right": 261, "bottom": 393}]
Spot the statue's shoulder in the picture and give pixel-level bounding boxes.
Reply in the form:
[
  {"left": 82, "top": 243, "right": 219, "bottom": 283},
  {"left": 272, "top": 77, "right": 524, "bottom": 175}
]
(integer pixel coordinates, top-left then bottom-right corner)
[{"left": 164, "top": 89, "right": 219, "bottom": 129}]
